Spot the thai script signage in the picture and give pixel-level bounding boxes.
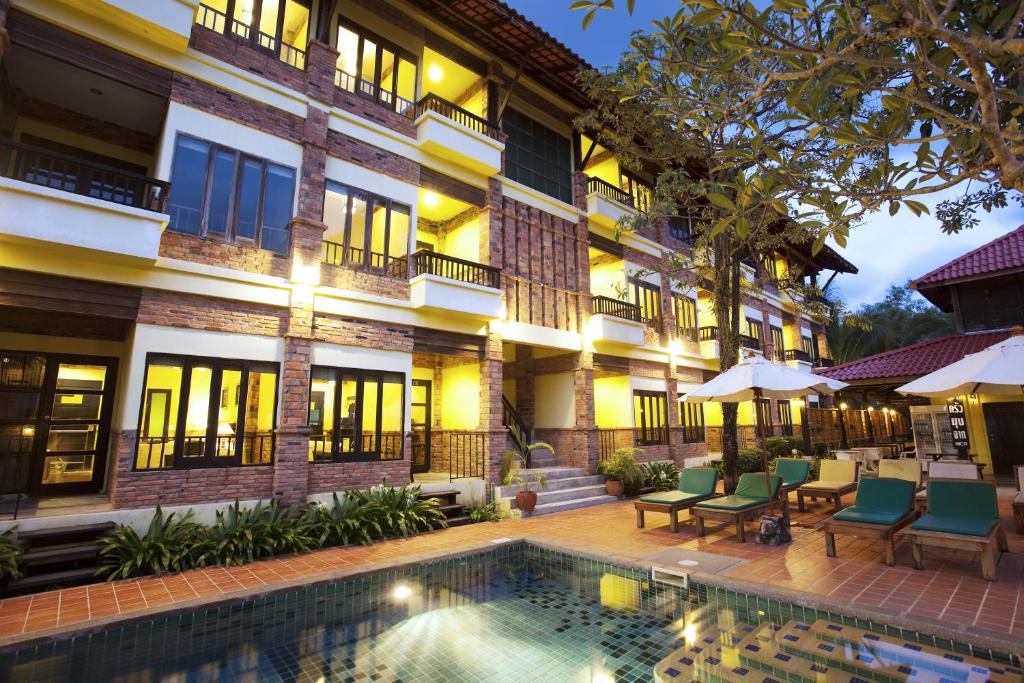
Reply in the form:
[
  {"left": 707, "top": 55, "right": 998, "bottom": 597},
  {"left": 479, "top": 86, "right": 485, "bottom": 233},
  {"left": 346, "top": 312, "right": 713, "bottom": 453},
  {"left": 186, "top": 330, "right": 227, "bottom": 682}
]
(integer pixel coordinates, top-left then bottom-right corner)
[{"left": 946, "top": 399, "right": 970, "bottom": 454}]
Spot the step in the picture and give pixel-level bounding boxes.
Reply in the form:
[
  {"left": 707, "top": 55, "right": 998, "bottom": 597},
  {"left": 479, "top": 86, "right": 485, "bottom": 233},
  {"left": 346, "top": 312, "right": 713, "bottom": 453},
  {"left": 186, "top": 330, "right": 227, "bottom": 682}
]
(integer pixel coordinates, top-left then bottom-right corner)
[
  {"left": 528, "top": 494, "right": 618, "bottom": 516},
  {"left": 528, "top": 484, "right": 608, "bottom": 506},
  {"left": 6, "top": 567, "right": 99, "bottom": 594},
  {"left": 17, "top": 522, "right": 114, "bottom": 549},
  {"left": 444, "top": 515, "right": 472, "bottom": 528},
  {"left": 418, "top": 490, "right": 458, "bottom": 503},
  {"left": 21, "top": 542, "right": 101, "bottom": 567},
  {"left": 655, "top": 623, "right": 753, "bottom": 683},
  {"left": 438, "top": 503, "right": 467, "bottom": 518},
  {"left": 494, "top": 474, "right": 604, "bottom": 498}
]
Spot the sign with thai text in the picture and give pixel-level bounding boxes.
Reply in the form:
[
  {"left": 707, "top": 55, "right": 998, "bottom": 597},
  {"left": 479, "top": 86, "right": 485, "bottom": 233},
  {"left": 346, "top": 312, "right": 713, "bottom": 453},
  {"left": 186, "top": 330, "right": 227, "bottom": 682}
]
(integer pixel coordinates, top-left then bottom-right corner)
[{"left": 946, "top": 399, "right": 970, "bottom": 453}]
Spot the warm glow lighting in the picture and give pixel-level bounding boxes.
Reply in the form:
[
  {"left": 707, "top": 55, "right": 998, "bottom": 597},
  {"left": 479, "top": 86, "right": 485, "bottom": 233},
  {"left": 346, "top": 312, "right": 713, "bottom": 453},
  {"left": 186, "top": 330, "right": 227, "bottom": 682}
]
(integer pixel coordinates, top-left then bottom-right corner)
[
  {"left": 793, "top": 398, "right": 804, "bottom": 408},
  {"left": 591, "top": 671, "right": 615, "bottom": 683},
  {"left": 427, "top": 64, "right": 444, "bottom": 82},
  {"left": 682, "top": 623, "right": 698, "bottom": 646},
  {"left": 392, "top": 583, "right": 413, "bottom": 600},
  {"left": 839, "top": 402, "right": 849, "bottom": 410},
  {"left": 422, "top": 190, "right": 439, "bottom": 208},
  {"left": 21, "top": 426, "right": 35, "bottom": 436},
  {"left": 217, "top": 422, "right": 235, "bottom": 436},
  {"left": 867, "top": 406, "right": 875, "bottom": 412}
]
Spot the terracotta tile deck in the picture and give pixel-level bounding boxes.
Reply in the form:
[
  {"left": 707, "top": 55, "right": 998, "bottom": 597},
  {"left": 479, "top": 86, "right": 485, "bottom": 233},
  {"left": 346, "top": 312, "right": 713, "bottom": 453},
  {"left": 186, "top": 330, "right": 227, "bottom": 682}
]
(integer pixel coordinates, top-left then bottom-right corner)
[{"left": 1, "top": 492, "right": 1022, "bottom": 649}]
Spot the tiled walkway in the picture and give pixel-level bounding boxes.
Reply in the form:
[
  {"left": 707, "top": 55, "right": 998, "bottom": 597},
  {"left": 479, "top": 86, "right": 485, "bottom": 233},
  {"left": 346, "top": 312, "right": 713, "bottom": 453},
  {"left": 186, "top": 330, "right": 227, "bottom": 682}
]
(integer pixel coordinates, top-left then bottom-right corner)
[{"left": 1, "top": 492, "right": 1022, "bottom": 648}]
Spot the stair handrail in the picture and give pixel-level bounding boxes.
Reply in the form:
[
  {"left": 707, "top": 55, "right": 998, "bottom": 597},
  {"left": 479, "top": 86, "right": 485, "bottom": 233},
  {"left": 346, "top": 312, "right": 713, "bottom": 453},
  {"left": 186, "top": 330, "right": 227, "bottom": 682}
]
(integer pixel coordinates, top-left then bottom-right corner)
[{"left": 501, "top": 395, "right": 532, "bottom": 467}]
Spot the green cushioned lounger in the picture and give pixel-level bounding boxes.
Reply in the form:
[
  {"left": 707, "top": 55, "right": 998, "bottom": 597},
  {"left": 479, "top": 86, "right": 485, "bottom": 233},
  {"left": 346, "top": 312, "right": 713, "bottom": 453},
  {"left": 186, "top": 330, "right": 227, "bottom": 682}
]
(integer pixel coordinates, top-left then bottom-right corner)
[
  {"left": 634, "top": 467, "right": 719, "bottom": 533},
  {"left": 824, "top": 477, "right": 916, "bottom": 566}
]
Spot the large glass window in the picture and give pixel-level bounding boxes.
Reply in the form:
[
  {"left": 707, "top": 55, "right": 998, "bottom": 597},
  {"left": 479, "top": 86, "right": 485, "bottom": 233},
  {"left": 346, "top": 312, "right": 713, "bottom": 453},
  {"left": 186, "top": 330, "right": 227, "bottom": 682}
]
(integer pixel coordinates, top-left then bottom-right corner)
[
  {"left": 770, "top": 325, "right": 785, "bottom": 362},
  {"left": 135, "top": 356, "right": 278, "bottom": 470},
  {"left": 308, "top": 367, "right": 404, "bottom": 462},
  {"left": 632, "top": 278, "right": 662, "bottom": 329},
  {"left": 633, "top": 390, "right": 668, "bottom": 446},
  {"left": 673, "top": 294, "right": 698, "bottom": 341},
  {"left": 198, "top": 0, "right": 310, "bottom": 68},
  {"left": 167, "top": 135, "right": 296, "bottom": 254},
  {"left": 335, "top": 21, "right": 417, "bottom": 113},
  {"left": 755, "top": 397, "right": 774, "bottom": 438},
  {"left": 678, "top": 398, "right": 705, "bottom": 444},
  {"left": 322, "top": 181, "right": 410, "bottom": 277},
  {"left": 502, "top": 107, "right": 572, "bottom": 204},
  {"left": 777, "top": 399, "right": 794, "bottom": 437}
]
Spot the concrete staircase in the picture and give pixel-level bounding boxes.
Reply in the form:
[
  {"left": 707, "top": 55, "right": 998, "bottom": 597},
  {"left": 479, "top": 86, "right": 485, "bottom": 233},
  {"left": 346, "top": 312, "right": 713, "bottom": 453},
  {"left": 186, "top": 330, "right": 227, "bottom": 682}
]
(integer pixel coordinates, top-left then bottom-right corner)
[{"left": 495, "top": 467, "right": 617, "bottom": 517}]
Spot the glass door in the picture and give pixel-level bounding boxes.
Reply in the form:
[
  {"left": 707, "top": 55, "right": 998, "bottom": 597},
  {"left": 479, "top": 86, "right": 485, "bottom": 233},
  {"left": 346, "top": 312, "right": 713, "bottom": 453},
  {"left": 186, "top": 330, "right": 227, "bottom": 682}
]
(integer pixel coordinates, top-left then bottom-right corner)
[
  {"left": 0, "top": 354, "right": 46, "bottom": 497},
  {"left": 410, "top": 379, "right": 431, "bottom": 474}
]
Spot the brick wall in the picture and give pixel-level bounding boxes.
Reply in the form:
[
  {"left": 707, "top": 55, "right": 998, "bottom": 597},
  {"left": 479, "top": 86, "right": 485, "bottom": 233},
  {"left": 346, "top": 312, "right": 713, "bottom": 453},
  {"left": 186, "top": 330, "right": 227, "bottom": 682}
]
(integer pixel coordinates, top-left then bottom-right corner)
[
  {"left": 189, "top": 26, "right": 306, "bottom": 92},
  {"left": 137, "top": 289, "right": 288, "bottom": 337},
  {"left": 159, "top": 231, "right": 290, "bottom": 279},
  {"left": 312, "top": 314, "right": 414, "bottom": 352},
  {"left": 320, "top": 264, "right": 412, "bottom": 299},
  {"left": 170, "top": 73, "right": 304, "bottom": 143},
  {"left": 326, "top": 130, "right": 420, "bottom": 183}
]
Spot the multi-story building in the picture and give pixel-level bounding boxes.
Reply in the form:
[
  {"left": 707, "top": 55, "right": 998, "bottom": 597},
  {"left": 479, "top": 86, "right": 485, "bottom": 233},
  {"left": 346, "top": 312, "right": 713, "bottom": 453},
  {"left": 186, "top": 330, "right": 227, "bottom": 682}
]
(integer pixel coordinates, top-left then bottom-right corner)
[{"left": 0, "top": 0, "right": 852, "bottom": 518}]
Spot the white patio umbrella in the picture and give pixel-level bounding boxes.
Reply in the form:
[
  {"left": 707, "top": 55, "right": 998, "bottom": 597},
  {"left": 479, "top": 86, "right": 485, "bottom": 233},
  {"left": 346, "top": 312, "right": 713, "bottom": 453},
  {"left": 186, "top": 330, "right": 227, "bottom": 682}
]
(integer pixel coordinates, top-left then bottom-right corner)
[{"left": 896, "top": 331, "right": 1024, "bottom": 398}]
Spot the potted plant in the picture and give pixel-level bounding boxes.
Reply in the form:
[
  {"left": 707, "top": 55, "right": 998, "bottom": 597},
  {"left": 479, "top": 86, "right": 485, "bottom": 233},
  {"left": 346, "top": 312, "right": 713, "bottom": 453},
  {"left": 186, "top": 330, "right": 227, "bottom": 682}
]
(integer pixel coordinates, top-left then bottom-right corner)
[
  {"left": 598, "top": 448, "right": 643, "bottom": 497},
  {"left": 501, "top": 443, "right": 553, "bottom": 514}
]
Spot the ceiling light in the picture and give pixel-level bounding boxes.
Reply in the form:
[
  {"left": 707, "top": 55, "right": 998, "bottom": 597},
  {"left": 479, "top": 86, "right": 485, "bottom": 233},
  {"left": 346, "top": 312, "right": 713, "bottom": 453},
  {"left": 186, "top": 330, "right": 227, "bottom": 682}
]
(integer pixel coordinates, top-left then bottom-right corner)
[
  {"left": 427, "top": 64, "right": 444, "bottom": 82},
  {"left": 422, "top": 191, "right": 439, "bottom": 208}
]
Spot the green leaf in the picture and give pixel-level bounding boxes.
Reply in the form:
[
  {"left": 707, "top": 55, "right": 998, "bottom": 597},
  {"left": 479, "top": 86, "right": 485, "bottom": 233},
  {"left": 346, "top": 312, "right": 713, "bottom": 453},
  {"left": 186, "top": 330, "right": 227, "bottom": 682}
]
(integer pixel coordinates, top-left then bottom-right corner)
[
  {"left": 888, "top": 201, "right": 899, "bottom": 216},
  {"left": 706, "top": 192, "right": 736, "bottom": 211},
  {"left": 903, "top": 200, "right": 930, "bottom": 217}
]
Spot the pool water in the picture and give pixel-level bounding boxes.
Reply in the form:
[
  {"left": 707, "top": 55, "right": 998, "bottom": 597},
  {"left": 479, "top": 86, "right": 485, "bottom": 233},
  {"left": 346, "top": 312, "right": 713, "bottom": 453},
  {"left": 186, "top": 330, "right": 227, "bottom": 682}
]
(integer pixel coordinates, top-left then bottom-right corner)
[{"left": 0, "top": 544, "right": 1019, "bottom": 682}]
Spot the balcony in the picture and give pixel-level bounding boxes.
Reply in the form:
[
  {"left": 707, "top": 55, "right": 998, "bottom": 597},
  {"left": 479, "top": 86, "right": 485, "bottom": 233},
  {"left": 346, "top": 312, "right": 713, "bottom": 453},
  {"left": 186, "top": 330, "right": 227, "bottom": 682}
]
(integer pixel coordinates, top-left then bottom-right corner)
[
  {"left": 73, "top": 0, "right": 199, "bottom": 52},
  {"left": 585, "top": 176, "right": 640, "bottom": 230},
  {"left": 0, "top": 138, "right": 170, "bottom": 261},
  {"left": 409, "top": 94, "right": 503, "bottom": 176},
  {"left": 409, "top": 250, "right": 503, "bottom": 319},
  {"left": 335, "top": 70, "right": 415, "bottom": 115},
  {"left": 322, "top": 240, "right": 409, "bottom": 278},
  {"left": 197, "top": 3, "right": 306, "bottom": 68},
  {"left": 739, "top": 335, "right": 762, "bottom": 352},
  {"left": 589, "top": 296, "right": 645, "bottom": 347},
  {"left": 698, "top": 325, "right": 720, "bottom": 359},
  {"left": 783, "top": 349, "right": 813, "bottom": 371}
]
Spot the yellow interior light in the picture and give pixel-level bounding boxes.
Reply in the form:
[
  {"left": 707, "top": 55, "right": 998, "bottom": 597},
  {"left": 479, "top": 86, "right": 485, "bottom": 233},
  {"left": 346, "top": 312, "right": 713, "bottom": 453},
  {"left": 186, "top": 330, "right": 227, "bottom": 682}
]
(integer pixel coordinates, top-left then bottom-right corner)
[
  {"left": 422, "top": 191, "right": 439, "bottom": 208},
  {"left": 839, "top": 402, "right": 849, "bottom": 410},
  {"left": 427, "top": 64, "right": 444, "bottom": 82}
]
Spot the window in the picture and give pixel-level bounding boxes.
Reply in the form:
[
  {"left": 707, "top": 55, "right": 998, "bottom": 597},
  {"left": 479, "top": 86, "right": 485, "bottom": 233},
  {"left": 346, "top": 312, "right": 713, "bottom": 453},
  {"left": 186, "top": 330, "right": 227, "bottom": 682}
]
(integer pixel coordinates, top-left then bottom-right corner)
[
  {"left": 198, "top": 0, "right": 310, "bottom": 68},
  {"left": 322, "top": 181, "right": 410, "bottom": 277},
  {"left": 632, "top": 278, "right": 662, "bottom": 329},
  {"left": 770, "top": 325, "right": 785, "bottom": 362},
  {"left": 673, "top": 294, "right": 698, "bottom": 341},
  {"left": 744, "top": 318, "right": 764, "bottom": 349},
  {"left": 135, "top": 356, "right": 278, "bottom": 470},
  {"left": 957, "top": 279, "right": 1024, "bottom": 332},
  {"left": 309, "top": 368, "right": 404, "bottom": 462},
  {"left": 335, "top": 21, "right": 417, "bottom": 113},
  {"left": 619, "top": 171, "right": 651, "bottom": 212},
  {"left": 167, "top": 135, "right": 296, "bottom": 254},
  {"left": 633, "top": 390, "right": 668, "bottom": 445},
  {"left": 777, "top": 400, "right": 794, "bottom": 437},
  {"left": 755, "top": 398, "right": 773, "bottom": 438},
  {"left": 801, "top": 335, "right": 815, "bottom": 361},
  {"left": 679, "top": 398, "right": 704, "bottom": 443},
  {"left": 502, "top": 108, "right": 572, "bottom": 204},
  {"left": 761, "top": 255, "right": 779, "bottom": 281}
]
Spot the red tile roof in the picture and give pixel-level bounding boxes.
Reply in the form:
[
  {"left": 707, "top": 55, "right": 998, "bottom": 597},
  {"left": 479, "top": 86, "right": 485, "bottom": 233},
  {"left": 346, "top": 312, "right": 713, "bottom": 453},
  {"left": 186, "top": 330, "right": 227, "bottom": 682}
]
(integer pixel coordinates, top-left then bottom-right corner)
[
  {"left": 815, "top": 331, "right": 1011, "bottom": 382},
  {"left": 913, "top": 224, "right": 1024, "bottom": 288}
]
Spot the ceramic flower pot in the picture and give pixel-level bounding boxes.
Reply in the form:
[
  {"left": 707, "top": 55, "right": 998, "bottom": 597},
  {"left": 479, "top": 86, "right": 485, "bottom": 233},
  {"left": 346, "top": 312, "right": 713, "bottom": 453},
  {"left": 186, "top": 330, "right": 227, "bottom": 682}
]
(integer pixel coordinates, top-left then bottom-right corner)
[
  {"left": 516, "top": 490, "right": 538, "bottom": 513},
  {"left": 606, "top": 479, "right": 625, "bottom": 497}
]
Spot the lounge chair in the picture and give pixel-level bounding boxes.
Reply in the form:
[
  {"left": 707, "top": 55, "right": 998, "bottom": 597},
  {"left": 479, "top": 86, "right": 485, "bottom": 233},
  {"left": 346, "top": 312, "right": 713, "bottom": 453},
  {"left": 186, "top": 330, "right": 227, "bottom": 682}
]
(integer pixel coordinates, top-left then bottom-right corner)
[
  {"left": 693, "top": 473, "right": 783, "bottom": 543},
  {"left": 915, "top": 460, "right": 979, "bottom": 513},
  {"left": 773, "top": 458, "right": 811, "bottom": 504},
  {"left": 797, "top": 459, "right": 859, "bottom": 513},
  {"left": 877, "top": 459, "right": 923, "bottom": 492},
  {"left": 823, "top": 477, "right": 917, "bottom": 566},
  {"left": 908, "top": 480, "right": 1008, "bottom": 581},
  {"left": 635, "top": 467, "right": 719, "bottom": 532},
  {"left": 1014, "top": 466, "right": 1023, "bottom": 534}
]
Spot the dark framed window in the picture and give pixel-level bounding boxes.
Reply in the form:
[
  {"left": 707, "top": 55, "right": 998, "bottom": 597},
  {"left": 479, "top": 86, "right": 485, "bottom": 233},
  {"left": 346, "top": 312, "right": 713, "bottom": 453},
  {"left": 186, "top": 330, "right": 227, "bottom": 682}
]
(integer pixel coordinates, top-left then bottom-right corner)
[
  {"left": 673, "top": 294, "right": 698, "bottom": 341},
  {"left": 309, "top": 367, "right": 404, "bottom": 462},
  {"left": 762, "top": 255, "right": 779, "bottom": 280},
  {"left": 957, "top": 279, "right": 1024, "bottom": 332},
  {"left": 322, "top": 181, "right": 410, "bottom": 277},
  {"left": 679, "top": 397, "right": 705, "bottom": 443},
  {"left": 197, "top": 0, "right": 311, "bottom": 68},
  {"left": 770, "top": 325, "right": 785, "bottom": 362},
  {"left": 335, "top": 20, "right": 417, "bottom": 113},
  {"left": 755, "top": 397, "right": 773, "bottom": 439},
  {"left": 619, "top": 171, "right": 651, "bottom": 212},
  {"left": 502, "top": 107, "right": 572, "bottom": 204},
  {"left": 632, "top": 278, "right": 663, "bottom": 329},
  {"left": 777, "top": 399, "right": 794, "bottom": 437},
  {"left": 801, "top": 335, "right": 814, "bottom": 358},
  {"left": 633, "top": 390, "right": 668, "bottom": 445},
  {"left": 135, "top": 355, "right": 278, "bottom": 470},
  {"left": 167, "top": 135, "right": 295, "bottom": 254}
]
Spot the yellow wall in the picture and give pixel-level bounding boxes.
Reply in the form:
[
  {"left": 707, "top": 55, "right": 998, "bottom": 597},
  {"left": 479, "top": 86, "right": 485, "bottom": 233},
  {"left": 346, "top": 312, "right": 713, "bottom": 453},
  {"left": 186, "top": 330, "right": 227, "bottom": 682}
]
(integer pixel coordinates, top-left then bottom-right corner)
[
  {"left": 14, "top": 118, "right": 154, "bottom": 174},
  {"left": 412, "top": 367, "right": 434, "bottom": 382},
  {"left": 502, "top": 378, "right": 516, "bottom": 404},
  {"left": 590, "top": 259, "right": 625, "bottom": 298},
  {"left": 444, "top": 216, "right": 480, "bottom": 263},
  {"left": 441, "top": 362, "right": 480, "bottom": 429},
  {"left": 702, "top": 400, "right": 757, "bottom": 427},
  {"left": 594, "top": 375, "right": 631, "bottom": 428},
  {"left": 534, "top": 372, "right": 575, "bottom": 428},
  {"left": 587, "top": 156, "right": 619, "bottom": 186},
  {"left": 926, "top": 394, "right": 1024, "bottom": 470},
  {"left": 697, "top": 293, "right": 717, "bottom": 327}
]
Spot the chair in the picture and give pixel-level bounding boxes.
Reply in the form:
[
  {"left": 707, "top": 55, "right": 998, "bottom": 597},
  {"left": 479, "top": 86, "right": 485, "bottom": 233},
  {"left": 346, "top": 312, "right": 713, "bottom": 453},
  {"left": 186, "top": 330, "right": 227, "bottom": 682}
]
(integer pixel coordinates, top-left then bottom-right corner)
[
  {"left": 908, "top": 480, "right": 1008, "bottom": 581},
  {"left": 635, "top": 467, "right": 719, "bottom": 533},
  {"left": 797, "top": 459, "right": 859, "bottom": 513},
  {"left": 1013, "top": 466, "right": 1023, "bottom": 534},
  {"left": 773, "top": 458, "right": 811, "bottom": 503},
  {"left": 693, "top": 473, "right": 783, "bottom": 543},
  {"left": 877, "top": 459, "right": 923, "bottom": 492},
  {"left": 823, "top": 478, "right": 917, "bottom": 566},
  {"left": 915, "top": 460, "right": 979, "bottom": 513}
]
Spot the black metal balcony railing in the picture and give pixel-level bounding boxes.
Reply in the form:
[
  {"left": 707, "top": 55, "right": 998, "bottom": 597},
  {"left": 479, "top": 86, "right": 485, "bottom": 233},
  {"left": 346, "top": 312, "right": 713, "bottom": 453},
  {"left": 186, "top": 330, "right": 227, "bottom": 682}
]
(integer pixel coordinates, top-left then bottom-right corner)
[
  {"left": 635, "top": 425, "right": 669, "bottom": 446},
  {"left": 785, "top": 349, "right": 812, "bottom": 363},
  {"left": 698, "top": 326, "right": 718, "bottom": 342},
  {"left": 197, "top": 4, "right": 306, "bottom": 69},
  {"left": 814, "top": 357, "right": 836, "bottom": 368},
  {"left": 586, "top": 176, "right": 634, "bottom": 208},
  {"left": 410, "top": 94, "right": 501, "bottom": 140},
  {"left": 592, "top": 295, "right": 643, "bottom": 322},
  {"left": 411, "top": 250, "right": 501, "bottom": 289},
  {"left": 1, "top": 137, "right": 169, "bottom": 213},
  {"left": 681, "top": 425, "right": 705, "bottom": 444},
  {"left": 322, "top": 240, "right": 409, "bottom": 279},
  {"left": 335, "top": 69, "right": 416, "bottom": 115},
  {"left": 739, "top": 335, "right": 762, "bottom": 351}
]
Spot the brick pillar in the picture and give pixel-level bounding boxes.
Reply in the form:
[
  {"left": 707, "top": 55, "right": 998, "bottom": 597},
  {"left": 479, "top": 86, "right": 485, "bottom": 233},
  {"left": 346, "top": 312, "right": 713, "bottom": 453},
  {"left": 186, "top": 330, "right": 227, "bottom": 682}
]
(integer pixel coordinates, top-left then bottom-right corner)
[
  {"left": 760, "top": 305, "right": 773, "bottom": 361},
  {"left": 660, "top": 270, "right": 676, "bottom": 346},
  {"left": 304, "top": 40, "right": 338, "bottom": 105},
  {"left": 573, "top": 349, "right": 599, "bottom": 473},
  {"left": 513, "top": 345, "right": 534, "bottom": 426},
  {"left": 481, "top": 330, "right": 506, "bottom": 483}
]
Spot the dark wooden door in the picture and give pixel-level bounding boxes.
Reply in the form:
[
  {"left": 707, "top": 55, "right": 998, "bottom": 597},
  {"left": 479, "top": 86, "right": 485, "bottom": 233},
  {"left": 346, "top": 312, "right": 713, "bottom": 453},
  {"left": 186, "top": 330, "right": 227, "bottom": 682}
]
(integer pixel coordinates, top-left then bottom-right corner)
[
  {"left": 983, "top": 402, "right": 1024, "bottom": 476},
  {"left": 410, "top": 380, "right": 431, "bottom": 474}
]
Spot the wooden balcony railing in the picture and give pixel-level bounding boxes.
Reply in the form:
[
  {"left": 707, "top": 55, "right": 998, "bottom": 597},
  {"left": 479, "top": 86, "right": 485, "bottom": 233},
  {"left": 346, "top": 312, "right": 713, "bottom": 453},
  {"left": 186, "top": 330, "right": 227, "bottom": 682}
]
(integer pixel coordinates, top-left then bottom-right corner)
[
  {"left": 676, "top": 326, "right": 698, "bottom": 343},
  {"left": 785, "top": 349, "right": 812, "bottom": 363},
  {"left": 411, "top": 250, "right": 501, "bottom": 289},
  {"left": 698, "top": 326, "right": 718, "bottom": 342},
  {"left": 410, "top": 94, "right": 500, "bottom": 140},
  {"left": 196, "top": 3, "right": 305, "bottom": 69},
  {"left": 635, "top": 425, "right": 669, "bottom": 446},
  {"left": 322, "top": 240, "right": 409, "bottom": 278},
  {"left": 586, "top": 176, "right": 632, "bottom": 208},
  {"left": 0, "top": 137, "right": 169, "bottom": 213},
  {"left": 681, "top": 425, "right": 705, "bottom": 444},
  {"left": 592, "top": 295, "right": 642, "bottom": 322},
  {"left": 335, "top": 69, "right": 416, "bottom": 115},
  {"left": 739, "top": 335, "right": 762, "bottom": 351}
]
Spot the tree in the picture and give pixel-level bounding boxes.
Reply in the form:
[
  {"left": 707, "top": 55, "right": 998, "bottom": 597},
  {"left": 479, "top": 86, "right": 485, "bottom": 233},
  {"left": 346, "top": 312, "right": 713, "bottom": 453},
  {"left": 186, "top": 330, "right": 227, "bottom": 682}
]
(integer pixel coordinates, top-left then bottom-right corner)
[
  {"left": 827, "top": 283, "right": 955, "bottom": 362},
  {"left": 572, "top": 0, "right": 1023, "bottom": 234}
]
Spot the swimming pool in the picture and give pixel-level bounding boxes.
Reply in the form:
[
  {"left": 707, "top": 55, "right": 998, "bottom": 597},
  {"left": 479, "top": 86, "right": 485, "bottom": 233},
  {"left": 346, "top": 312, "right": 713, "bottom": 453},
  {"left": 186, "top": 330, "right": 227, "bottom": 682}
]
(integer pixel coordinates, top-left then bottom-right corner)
[{"left": 1, "top": 543, "right": 1020, "bottom": 682}]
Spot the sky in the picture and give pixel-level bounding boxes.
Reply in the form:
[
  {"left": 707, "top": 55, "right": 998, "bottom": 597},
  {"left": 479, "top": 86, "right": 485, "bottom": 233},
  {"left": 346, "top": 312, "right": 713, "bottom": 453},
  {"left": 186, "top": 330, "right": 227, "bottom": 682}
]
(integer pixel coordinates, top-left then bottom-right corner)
[{"left": 503, "top": 0, "right": 1024, "bottom": 309}]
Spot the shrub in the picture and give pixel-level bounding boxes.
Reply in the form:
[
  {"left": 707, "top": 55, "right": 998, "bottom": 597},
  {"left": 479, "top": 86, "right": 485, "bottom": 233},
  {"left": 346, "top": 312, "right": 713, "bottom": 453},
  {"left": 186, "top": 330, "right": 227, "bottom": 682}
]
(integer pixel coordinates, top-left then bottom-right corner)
[
  {"left": 640, "top": 461, "right": 681, "bottom": 491},
  {"left": 711, "top": 448, "right": 767, "bottom": 478},
  {"left": 467, "top": 501, "right": 501, "bottom": 523},
  {"left": 203, "top": 501, "right": 314, "bottom": 567},
  {"left": 351, "top": 485, "right": 447, "bottom": 538},
  {"left": 812, "top": 442, "right": 831, "bottom": 457},
  {"left": 764, "top": 436, "right": 805, "bottom": 459},
  {"left": 0, "top": 527, "right": 23, "bottom": 583},
  {"left": 98, "top": 507, "right": 208, "bottom": 581},
  {"left": 303, "top": 493, "right": 373, "bottom": 547},
  {"left": 599, "top": 448, "right": 644, "bottom": 495}
]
